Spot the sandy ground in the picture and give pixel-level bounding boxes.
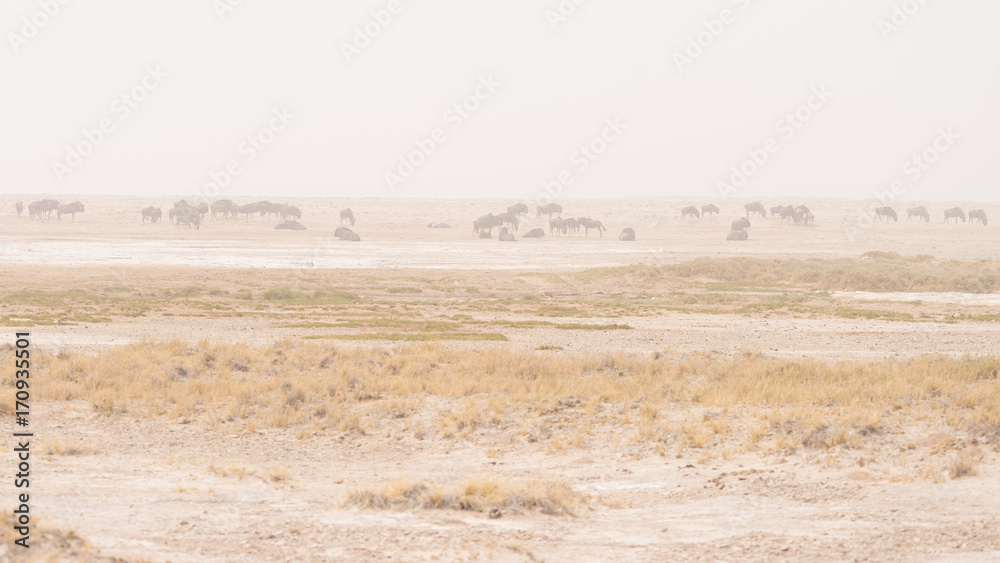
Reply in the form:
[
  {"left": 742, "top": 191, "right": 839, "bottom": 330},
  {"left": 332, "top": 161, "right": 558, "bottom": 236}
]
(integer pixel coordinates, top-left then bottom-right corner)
[
  {"left": 1, "top": 196, "right": 998, "bottom": 267},
  {"left": 19, "top": 401, "right": 1000, "bottom": 563},
  {"left": 19, "top": 308, "right": 1000, "bottom": 361},
  {"left": 2, "top": 196, "right": 1000, "bottom": 561}
]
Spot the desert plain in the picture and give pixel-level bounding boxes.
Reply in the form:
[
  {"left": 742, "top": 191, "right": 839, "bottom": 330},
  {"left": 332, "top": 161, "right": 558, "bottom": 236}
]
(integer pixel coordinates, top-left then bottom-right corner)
[{"left": 1, "top": 196, "right": 999, "bottom": 562}]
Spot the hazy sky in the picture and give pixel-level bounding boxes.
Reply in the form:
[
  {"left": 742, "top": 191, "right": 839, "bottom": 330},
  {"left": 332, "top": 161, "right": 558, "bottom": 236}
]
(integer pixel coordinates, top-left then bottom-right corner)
[{"left": 2, "top": 0, "right": 998, "bottom": 202}]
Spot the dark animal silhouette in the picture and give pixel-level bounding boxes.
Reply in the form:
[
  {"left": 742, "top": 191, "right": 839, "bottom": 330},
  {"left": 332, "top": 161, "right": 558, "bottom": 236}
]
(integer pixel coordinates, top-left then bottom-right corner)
[
  {"left": 141, "top": 206, "right": 162, "bottom": 224},
  {"left": 770, "top": 205, "right": 784, "bottom": 217},
  {"left": 969, "top": 209, "right": 987, "bottom": 226},
  {"left": 28, "top": 199, "right": 59, "bottom": 219},
  {"left": 274, "top": 220, "right": 306, "bottom": 230},
  {"left": 796, "top": 205, "right": 814, "bottom": 225},
  {"left": 619, "top": 228, "right": 635, "bottom": 241},
  {"left": 175, "top": 210, "right": 200, "bottom": 230},
  {"left": 563, "top": 217, "right": 580, "bottom": 236},
  {"left": 169, "top": 206, "right": 192, "bottom": 223},
  {"left": 701, "top": 204, "right": 720, "bottom": 217},
  {"left": 523, "top": 228, "right": 545, "bottom": 238},
  {"left": 57, "top": 201, "right": 84, "bottom": 221},
  {"left": 731, "top": 217, "right": 750, "bottom": 231},
  {"left": 727, "top": 228, "right": 748, "bottom": 241},
  {"left": 944, "top": 207, "right": 966, "bottom": 223},
  {"left": 906, "top": 206, "right": 930, "bottom": 222},
  {"left": 681, "top": 206, "right": 701, "bottom": 219},
  {"left": 334, "top": 227, "right": 361, "bottom": 241},
  {"left": 473, "top": 214, "right": 503, "bottom": 235},
  {"left": 875, "top": 206, "right": 897, "bottom": 223},
  {"left": 536, "top": 203, "right": 563, "bottom": 219},
  {"left": 498, "top": 228, "right": 516, "bottom": 242},
  {"left": 507, "top": 203, "right": 529, "bottom": 216},
  {"left": 340, "top": 208, "right": 355, "bottom": 226},
  {"left": 744, "top": 202, "right": 767, "bottom": 218},
  {"left": 577, "top": 217, "right": 606, "bottom": 237},
  {"left": 232, "top": 204, "right": 257, "bottom": 221},
  {"left": 497, "top": 212, "right": 519, "bottom": 231},
  {"left": 549, "top": 217, "right": 566, "bottom": 236},
  {"left": 211, "top": 200, "right": 235, "bottom": 219},
  {"left": 15, "top": 202, "right": 23, "bottom": 218}
]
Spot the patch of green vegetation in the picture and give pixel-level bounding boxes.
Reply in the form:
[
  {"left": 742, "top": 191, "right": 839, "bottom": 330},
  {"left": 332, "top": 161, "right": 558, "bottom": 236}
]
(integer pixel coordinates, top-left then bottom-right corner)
[
  {"left": 386, "top": 287, "right": 423, "bottom": 294},
  {"left": 834, "top": 308, "right": 914, "bottom": 321},
  {"left": 102, "top": 286, "right": 132, "bottom": 293},
  {"left": 1, "top": 290, "right": 94, "bottom": 307},
  {"left": 582, "top": 255, "right": 1000, "bottom": 294},
  {"left": 263, "top": 288, "right": 303, "bottom": 300},
  {"left": 533, "top": 305, "right": 587, "bottom": 317},
  {"left": 166, "top": 286, "right": 203, "bottom": 297},
  {"left": 310, "top": 289, "right": 359, "bottom": 303},
  {"left": 233, "top": 289, "right": 253, "bottom": 300}
]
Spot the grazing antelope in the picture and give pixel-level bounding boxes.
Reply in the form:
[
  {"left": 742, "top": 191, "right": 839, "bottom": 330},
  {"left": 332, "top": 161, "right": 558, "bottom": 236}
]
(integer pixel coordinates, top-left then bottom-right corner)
[
  {"left": 681, "top": 206, "right": 701, "bottom": 219},
  {"left": 944, "top": 207, "right": 966, "bottom": 223},
  {"left": 744, "top": 202, "right": 766, "bottom": 218},
  {"left": 906, "top": 206, "right": 930, "bottom": 223},
  {"left": 57, "top": 201, "right": 85, "bottom": 221},
  {"left": 969, "top": 209, "right": 987, "bottom": 226},
  {"left": 874, "top": 206, "right": 898, "bottom": 223}
]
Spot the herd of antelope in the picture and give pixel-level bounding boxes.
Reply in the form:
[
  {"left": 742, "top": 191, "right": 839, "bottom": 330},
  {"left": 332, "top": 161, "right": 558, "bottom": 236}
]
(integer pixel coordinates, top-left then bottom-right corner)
[
  {"left": 15, "top": 199, "right": 85, "bottom": 221},
  {"left": 11, "top": 199, "right": 990, "bottom": 243},
  {"left": 874, "top": 205, "right": 987, "bottom": 226},
  {"left": 675, "top": 201, "right": 816, "bottom": 241},
  {"left": 470, "top": 202, "right": 634, "bottom": 242}
]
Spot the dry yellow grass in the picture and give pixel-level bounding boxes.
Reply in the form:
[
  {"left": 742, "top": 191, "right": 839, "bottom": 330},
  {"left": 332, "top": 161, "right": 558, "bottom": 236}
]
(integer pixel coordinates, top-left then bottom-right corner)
[
  {"left": 345, "top": 478, "right": 582, "bottom": 516},
  {"left": 10, "top": 340, "right": 999, "bottom": 480},
  {"left": 0, "top": 510, "right": 140, "bottom": 562},
  {"left": 41, "top": 438, "right": 100, "bottom": 457},
  {"left": 589, "top": 252, "right": 1000, "bottom": 293}
]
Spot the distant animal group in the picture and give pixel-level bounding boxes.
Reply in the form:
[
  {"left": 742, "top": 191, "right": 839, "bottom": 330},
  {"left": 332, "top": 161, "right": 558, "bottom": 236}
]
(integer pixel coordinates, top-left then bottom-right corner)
[
  {"left": 875, "top": 205, "right": 986, "bottom": 226},
  {"left": 134, "top": 201, "right": 362, "bottom": 235},
  {"left": 469, "top": 203, "right": 633, "bottom": 243},
  {"left": 21, "top": 199, "right": 85, "bottom": 221},
  {"left": 678, "top": 201, "right": 815, "bottom": 242}
]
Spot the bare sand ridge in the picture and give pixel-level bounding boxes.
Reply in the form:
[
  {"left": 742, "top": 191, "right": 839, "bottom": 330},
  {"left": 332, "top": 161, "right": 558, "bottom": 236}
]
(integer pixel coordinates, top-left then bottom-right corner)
[{"left": 1, "top": 196, "right": 999, "bottom": 562}]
